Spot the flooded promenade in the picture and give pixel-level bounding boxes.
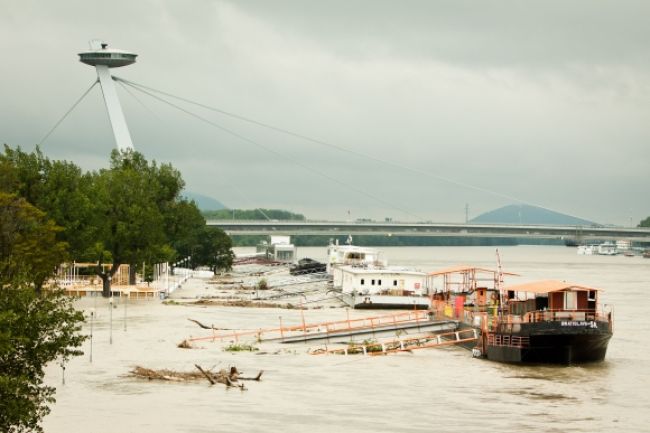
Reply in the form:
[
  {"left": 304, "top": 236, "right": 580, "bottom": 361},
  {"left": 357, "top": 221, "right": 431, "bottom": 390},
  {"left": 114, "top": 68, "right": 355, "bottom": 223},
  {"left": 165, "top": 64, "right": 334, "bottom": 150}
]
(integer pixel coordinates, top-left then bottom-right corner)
[{"left": 43, "top": 246, "right": 650, "bottom": 433}]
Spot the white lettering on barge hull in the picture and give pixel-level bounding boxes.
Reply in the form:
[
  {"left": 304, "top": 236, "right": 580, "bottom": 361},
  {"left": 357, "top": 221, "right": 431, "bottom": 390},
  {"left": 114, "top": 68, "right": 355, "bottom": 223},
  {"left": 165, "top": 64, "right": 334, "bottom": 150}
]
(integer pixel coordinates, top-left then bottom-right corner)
[{"left": 561, "top": 321, "right": 597, "bottom": 328}]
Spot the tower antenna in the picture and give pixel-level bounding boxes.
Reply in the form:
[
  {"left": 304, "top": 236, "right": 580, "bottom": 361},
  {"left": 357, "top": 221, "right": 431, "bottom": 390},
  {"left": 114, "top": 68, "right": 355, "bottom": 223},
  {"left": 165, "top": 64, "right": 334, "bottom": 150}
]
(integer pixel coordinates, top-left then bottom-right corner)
[{"left": 79, "top": 40, "right": 137, "bottom": 151}]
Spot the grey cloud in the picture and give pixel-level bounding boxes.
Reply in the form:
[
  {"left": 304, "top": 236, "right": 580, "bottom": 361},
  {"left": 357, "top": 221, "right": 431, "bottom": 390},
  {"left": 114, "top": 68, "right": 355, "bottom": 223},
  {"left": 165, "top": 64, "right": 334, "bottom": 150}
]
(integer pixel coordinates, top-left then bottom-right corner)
[{"left": 1, "top": 0, "right": 649, "bottom": 224}]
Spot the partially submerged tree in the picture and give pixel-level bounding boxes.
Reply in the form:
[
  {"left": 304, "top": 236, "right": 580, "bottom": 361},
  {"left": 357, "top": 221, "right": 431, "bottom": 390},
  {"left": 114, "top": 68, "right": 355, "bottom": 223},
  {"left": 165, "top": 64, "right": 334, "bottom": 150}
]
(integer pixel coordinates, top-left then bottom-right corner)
[
  {"left": 1, "top": 145, "right": 234, "bottom": 295},
  {"left": 89, "top": 150, "right": 182, "bottom": 296},
  {"left": 193, "top": 227, "right": 235, "bottom": 274}
]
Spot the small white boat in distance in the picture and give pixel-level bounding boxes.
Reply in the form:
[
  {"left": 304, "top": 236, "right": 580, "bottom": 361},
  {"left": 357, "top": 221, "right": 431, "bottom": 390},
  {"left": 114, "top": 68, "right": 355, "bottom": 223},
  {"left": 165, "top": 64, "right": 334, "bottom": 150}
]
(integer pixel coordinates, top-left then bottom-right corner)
[
  {"left": 326, "top": 239, "right": 385, "bottom": 273},
  {"left": 577, "top": 244, "right": 598, "bottom": 255},
  {"left": 597, "top": 242, "right": 618, "bottom": 255}
]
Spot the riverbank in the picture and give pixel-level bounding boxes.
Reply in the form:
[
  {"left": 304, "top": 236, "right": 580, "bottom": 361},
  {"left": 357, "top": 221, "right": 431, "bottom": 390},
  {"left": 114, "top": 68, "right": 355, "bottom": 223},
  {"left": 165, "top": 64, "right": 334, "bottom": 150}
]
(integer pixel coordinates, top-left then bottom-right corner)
[{"left": 43, "top": 246, "right": 650, "bottom": 433}]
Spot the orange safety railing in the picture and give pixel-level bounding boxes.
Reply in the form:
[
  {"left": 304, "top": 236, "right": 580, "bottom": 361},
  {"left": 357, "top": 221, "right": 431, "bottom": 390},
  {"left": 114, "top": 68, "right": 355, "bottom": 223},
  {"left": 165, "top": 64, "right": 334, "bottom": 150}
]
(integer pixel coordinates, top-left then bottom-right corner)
[
  {"left": 187, "top": 309, "right": 432, "bottom": 343},
  {"left": 310, "top": 328, "right": 479, "bottom": 356},
  {"left": 487, "top": 333, "right": 530, "bottom": 348}
]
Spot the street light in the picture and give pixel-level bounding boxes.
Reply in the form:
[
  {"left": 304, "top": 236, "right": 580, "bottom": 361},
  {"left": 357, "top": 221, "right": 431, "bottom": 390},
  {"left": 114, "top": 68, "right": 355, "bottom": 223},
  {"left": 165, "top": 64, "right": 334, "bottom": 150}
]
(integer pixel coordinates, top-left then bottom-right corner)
[{"left": 109, "top": 296, "right": 113, "bottom": 344}]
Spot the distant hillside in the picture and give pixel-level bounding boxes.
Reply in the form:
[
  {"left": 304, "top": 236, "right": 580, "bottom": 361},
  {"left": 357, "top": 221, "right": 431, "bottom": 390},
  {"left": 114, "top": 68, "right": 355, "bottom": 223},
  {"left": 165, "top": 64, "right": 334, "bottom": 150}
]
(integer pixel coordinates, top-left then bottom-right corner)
[
  {"left": 182, "top": 192, "right": 226, "bottom": 211},
  {"left": 203, "top": 208, "right": 306, "bottom": 221},
  {"left": 470, "top": 204, "right": 597, "bottom": 226}
]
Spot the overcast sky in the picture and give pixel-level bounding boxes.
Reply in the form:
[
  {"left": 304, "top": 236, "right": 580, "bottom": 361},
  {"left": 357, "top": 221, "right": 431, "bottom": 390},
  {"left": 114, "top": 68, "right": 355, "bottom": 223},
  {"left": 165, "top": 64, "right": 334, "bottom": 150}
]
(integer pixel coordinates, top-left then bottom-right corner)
[{"left": 1, "top": 0, "right": 649, "bottom": 225}]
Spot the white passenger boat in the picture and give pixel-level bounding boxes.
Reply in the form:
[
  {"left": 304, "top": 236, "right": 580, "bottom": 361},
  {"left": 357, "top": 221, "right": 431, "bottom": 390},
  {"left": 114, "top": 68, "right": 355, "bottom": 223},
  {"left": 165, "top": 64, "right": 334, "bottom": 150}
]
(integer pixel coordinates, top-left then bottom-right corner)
[
  {"left": 326, "top": 238, "right": 385, "bottom": 273},
  {"left": 597, "top": 242, "right": 618, "bottom": 255},
  {"left": 335, "top": 265, "right": 429, "bottom": 309},
  {"left": 577, "top": 244, "right": 598, "bottom": 255}
]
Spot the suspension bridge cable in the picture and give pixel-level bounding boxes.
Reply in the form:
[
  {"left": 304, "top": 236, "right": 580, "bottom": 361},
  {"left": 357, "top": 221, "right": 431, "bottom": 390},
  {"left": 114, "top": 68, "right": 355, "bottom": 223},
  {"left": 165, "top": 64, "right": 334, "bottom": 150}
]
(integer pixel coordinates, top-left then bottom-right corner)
[
  {"left": 115, "top": 80, "right": 273, "bottom": 222},
  {"left": 114, "top": 76, "right": 588, "bottom": 221},
  {"left": 117, "top": 78, "right": 423, "bottom": 220},
  {"left": 38, "top": 79, "right": 99, "bottom": 146},
  {"left": 116, "top": 78, "right": 162, "bottom": 121}
]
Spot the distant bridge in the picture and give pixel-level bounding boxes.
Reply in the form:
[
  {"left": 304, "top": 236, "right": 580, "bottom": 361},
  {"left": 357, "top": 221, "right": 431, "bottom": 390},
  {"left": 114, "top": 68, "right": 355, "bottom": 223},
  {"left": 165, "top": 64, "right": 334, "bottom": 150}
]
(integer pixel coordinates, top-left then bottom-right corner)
[{"left": 207, "top": 220, "right": 650, "bottom": 242}]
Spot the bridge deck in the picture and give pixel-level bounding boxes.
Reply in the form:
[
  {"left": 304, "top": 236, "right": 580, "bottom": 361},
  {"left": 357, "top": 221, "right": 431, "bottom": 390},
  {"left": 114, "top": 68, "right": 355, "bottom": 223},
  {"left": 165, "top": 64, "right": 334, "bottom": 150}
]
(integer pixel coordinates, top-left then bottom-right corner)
[{"left": 206, "top": 220, "right": 650, "bottom": 241}]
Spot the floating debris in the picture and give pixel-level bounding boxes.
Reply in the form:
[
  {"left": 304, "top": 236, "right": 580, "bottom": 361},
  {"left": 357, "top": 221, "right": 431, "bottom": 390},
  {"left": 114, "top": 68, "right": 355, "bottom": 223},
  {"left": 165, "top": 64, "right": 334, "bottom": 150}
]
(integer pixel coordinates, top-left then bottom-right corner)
[
  {"left": 129, "top": 365, "right": 263, "bottom": 389},
  {"left": 176, "top": 339, "right": 195, "bottom": 349}
]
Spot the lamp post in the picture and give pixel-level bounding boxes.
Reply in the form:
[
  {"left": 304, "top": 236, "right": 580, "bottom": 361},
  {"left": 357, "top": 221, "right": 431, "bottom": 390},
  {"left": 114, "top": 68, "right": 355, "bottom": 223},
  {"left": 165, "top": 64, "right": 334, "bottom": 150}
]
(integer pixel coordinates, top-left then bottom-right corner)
[
  {"left": 109, "top": 296, "right": 113, "bottom": 344},
  {"left": 89, "top": 309, "right": 94, "bottom": 362}
]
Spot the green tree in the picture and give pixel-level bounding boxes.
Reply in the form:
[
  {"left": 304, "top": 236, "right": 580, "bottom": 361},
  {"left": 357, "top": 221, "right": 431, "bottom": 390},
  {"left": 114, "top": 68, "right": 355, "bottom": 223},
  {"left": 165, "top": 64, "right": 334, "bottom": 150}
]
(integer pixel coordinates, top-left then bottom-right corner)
[
  {"left": 0, "top": 193, "right": 85, "bottom": 433},
  {"left": 639, "top": 216, "right": 650, "bottom": 228},
  {"left": 89, "top": 150, "right": 181, "bottom": 296},
  {"left": 0, "top": 145, "right": 95, "bottom": 259},
  {"left": 193, "top": 227, "right": 234, "bottom": 274},
  {"left": 164, "top": 199, "right": 206, "bottom": 260},
  {"left": 0, "top": 287, "right": 85, "bottom": 433},
  {"left": 1, "top": 145, "right": 235, "bottom": 294},
  {"left": 0, "top": 193, "right": 68, "bottom": 292}
]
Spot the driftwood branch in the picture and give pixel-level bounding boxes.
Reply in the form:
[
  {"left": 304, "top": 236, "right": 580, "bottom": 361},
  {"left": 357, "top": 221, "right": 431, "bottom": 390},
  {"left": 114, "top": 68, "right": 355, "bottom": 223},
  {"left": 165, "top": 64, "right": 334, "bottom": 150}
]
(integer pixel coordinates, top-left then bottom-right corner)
[
  {"left": 132, "top": 365, "right": 262, "bottom": 390},
  {"left": 238, "top": 370, "right": 264, "bottom": 381},
  {"left": 188, "top": 318, "right": 214, "bottom": 330},
  {"left": 194, "top": 364, "right": 216, "bottom": 385}
]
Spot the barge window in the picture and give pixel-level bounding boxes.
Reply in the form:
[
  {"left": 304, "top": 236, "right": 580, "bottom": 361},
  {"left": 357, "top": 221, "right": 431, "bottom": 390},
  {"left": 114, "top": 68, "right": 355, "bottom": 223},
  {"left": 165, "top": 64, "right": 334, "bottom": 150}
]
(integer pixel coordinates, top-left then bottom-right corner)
[
  {"left": 371, "top": 279, "right": 375, "bottom": 285},
  {"left": 378, "top": 280, "right": 382, "bottom": 285},
  {"left": 361, "top": 279, "right": 365, "bottom": 285},
  {"left": 393, "top": 280, "right": 397, "bottom": 286},
  {"left": 564, "top": 291, "right": 577, "bottom": 310},
  {"left": 588, "top": 290, "right": 596, "bottom": 301}
]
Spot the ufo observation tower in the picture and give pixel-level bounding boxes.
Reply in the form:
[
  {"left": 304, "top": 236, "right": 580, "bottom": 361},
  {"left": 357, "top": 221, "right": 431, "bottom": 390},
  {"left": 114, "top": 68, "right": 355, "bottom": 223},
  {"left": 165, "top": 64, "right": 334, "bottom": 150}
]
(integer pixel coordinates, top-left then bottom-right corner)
[{"left": 79, "top": 40, "right": 137, "bottom": 151}]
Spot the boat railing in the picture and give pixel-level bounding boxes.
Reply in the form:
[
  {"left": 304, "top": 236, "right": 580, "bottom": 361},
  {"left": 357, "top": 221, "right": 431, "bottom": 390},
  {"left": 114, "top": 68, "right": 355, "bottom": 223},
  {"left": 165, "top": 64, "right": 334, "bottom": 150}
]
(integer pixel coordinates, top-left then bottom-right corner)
[
  {"left": 487, "top": 333, "right": 530, "bottom": 348},
  {"left": 521, "top": 309, "right": 611, "bottom": 324}
]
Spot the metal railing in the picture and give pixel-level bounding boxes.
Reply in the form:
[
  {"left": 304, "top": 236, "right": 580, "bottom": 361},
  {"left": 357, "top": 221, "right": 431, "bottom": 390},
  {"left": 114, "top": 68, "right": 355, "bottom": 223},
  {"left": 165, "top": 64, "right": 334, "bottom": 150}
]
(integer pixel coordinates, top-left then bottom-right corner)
[{"left": 187, "top": 309, "right": 431, "bottom": 343}]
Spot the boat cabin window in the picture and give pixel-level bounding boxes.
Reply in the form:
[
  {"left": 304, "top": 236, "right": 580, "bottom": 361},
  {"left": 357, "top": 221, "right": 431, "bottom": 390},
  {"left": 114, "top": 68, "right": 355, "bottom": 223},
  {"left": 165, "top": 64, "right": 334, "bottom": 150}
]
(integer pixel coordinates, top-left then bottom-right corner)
[
  {"left": 393, "top": 280, "right": 398, "bottom": 286},
  {"left": 588, "top": 290, "right": 597, "bottom": 301},
  {"left": 371, "top": 279, "right": 375, "bottom": 285},
  {"left": 360, "top": 279, "right": 365, "bottom": 285},
  {"left": 378, "top": 280, "right": 382, "bottom": 286}
]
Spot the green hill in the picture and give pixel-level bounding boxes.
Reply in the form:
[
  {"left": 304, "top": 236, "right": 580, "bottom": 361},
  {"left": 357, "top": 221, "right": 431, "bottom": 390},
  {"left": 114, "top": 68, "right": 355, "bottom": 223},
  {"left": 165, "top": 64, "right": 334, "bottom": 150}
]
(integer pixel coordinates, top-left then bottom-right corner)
[
  {"left": 182, "top": 192, "right": 226, "bottom": 211},
  {"left": 470, "top": 204, "right": 596, "bottom": 226}
]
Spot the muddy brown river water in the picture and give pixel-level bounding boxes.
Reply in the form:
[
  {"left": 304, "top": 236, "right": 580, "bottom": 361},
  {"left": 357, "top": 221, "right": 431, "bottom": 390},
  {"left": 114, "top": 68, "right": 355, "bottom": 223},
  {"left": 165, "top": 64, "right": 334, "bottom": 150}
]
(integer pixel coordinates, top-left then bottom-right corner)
[{"left": 43, "top": 246, "right": 650, "bottom": 432}]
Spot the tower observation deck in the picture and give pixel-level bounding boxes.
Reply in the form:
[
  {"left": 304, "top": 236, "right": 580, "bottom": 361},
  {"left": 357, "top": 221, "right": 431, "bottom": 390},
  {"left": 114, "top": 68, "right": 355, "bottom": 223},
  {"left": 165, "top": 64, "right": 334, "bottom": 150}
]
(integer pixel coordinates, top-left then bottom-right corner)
[{"left": 79, "top": 40, "right": 136, "bottom": 151}]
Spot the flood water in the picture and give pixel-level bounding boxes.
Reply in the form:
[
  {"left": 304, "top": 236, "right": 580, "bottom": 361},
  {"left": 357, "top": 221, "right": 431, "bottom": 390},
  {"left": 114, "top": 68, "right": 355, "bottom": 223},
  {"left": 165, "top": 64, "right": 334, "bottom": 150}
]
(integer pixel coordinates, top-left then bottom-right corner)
[{"left": 43, "top": 246, "right": 650, "bottom": 433}]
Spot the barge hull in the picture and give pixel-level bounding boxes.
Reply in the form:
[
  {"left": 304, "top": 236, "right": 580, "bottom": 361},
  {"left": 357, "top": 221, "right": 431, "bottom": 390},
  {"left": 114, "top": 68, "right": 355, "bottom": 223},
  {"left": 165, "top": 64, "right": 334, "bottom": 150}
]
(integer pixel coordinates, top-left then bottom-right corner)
[{"left": 487, "top": 332, "right": 612, "bottom": 364}]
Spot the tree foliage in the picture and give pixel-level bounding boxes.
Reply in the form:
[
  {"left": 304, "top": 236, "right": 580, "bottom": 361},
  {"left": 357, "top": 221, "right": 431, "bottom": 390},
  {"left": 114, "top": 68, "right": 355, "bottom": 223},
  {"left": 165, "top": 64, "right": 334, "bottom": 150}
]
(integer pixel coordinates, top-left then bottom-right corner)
[
  {"left": 0, "top": 145, "right": 95, "bottom": 258},
  {"left": 88, "top": 150, "right": 182, "bottom": 294},
  {"left": 639, "top": 216, "right": 650, "bottom": 228},
  {"left": 192, "top": 227, "right": 235, "bottom": 274},
  {"left": 0, "top": 193, "right": 85, "bottom": 433},
  {"left": 1, "top": 145, "right": 234, "bottom": 294},
  {"left": 0, "top": 144, "right": 239, "bottom": 431},
  {"left": 0, "top": 193, "right": 67, "bottom": 292},
  {"left": 0, "top": 287, "right": 85, "bottom": 433}
]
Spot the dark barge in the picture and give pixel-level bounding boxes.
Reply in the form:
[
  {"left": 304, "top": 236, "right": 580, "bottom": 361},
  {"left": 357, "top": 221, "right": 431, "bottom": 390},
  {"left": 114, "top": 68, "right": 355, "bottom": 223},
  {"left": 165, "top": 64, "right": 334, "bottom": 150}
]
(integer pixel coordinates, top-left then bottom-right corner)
[
  {"left": 428, "top": 268, "right": 613, "bottom": 365},
  {"left": 480, "top": 280, "right": 613, "bottom": 364}
]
